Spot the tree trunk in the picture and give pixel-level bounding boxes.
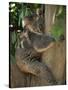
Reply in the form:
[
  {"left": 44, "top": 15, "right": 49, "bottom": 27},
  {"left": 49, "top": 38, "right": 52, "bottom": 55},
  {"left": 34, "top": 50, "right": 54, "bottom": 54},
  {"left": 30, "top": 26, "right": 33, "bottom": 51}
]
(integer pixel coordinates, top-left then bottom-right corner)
[
  {"left": 42, "top": 5, "right": 66, "bottom": 84},
  {"left": 42, "top": 40, "right": 66, "bottom": 84},
  {"left": 45, "top": 5, "right": 57, "bottom": 35}
]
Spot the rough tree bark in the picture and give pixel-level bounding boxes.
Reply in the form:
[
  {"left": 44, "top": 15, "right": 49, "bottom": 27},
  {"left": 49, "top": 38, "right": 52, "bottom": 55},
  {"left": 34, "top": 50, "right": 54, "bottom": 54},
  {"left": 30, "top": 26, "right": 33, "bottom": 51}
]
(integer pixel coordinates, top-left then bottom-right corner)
[
  {"left": 42, "top": 5, "right": 66, "bottom": 84},
  {"left": 42, "top": 40, "right": 66, "bottom": 84},
  {"left": 45, "top": 5, "right": 58, "bottom": 35}
]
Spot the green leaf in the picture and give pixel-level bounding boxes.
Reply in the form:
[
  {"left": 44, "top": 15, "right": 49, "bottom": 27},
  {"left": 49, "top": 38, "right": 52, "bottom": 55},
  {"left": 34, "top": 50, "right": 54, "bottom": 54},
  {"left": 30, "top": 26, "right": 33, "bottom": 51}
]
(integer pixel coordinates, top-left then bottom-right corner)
[
  {"left": 10, "top": 54, "right": 16, "bottom": 64},
  {"left": 11, "top": 31, "right": 17, "bottom": 44},
  {"left": 51, "top": 24, "right": 64, "bottom": 41},
  {"left": 18, "top": 5, "right": 26, "bottom": 27},
  {"left": 25, "top": 8, "right": 32, "bottom": 16}
]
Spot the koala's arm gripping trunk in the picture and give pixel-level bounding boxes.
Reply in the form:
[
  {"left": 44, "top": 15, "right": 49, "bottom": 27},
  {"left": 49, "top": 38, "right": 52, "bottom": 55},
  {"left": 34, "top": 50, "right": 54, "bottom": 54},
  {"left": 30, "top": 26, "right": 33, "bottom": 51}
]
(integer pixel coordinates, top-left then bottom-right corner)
[{"left": 34, "top": 42, "right": 54, "bottom": 53}]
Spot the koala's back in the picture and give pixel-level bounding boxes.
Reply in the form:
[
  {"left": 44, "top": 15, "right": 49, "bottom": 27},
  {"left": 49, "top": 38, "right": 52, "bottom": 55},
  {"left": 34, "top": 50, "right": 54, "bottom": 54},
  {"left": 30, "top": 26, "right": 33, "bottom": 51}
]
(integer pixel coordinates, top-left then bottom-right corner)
[{"left": 28, "top": 31, "right": 55, "bottom": 49}]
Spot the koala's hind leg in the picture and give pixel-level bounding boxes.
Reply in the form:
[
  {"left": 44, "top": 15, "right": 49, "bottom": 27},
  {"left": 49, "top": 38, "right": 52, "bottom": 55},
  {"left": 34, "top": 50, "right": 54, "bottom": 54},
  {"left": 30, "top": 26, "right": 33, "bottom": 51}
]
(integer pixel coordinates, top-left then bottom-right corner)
[{"left": 15, "top": 48, "right": 57, "bottom": 85}]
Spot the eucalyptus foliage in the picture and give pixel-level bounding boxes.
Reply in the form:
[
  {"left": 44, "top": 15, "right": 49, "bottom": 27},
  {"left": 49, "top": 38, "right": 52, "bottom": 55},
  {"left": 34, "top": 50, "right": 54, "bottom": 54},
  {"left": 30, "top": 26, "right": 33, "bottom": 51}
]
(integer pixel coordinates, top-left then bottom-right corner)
[{"left": 51, "top": 6, "right": 65, "bottom": 41}]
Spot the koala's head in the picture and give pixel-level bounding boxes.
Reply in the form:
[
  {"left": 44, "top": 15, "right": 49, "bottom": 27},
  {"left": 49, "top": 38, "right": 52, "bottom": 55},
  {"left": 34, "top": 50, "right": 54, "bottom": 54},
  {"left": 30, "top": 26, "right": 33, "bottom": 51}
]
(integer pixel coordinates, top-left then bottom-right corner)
[{"left": 22, "top": 15, "right": 36, "bottom": 28}]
